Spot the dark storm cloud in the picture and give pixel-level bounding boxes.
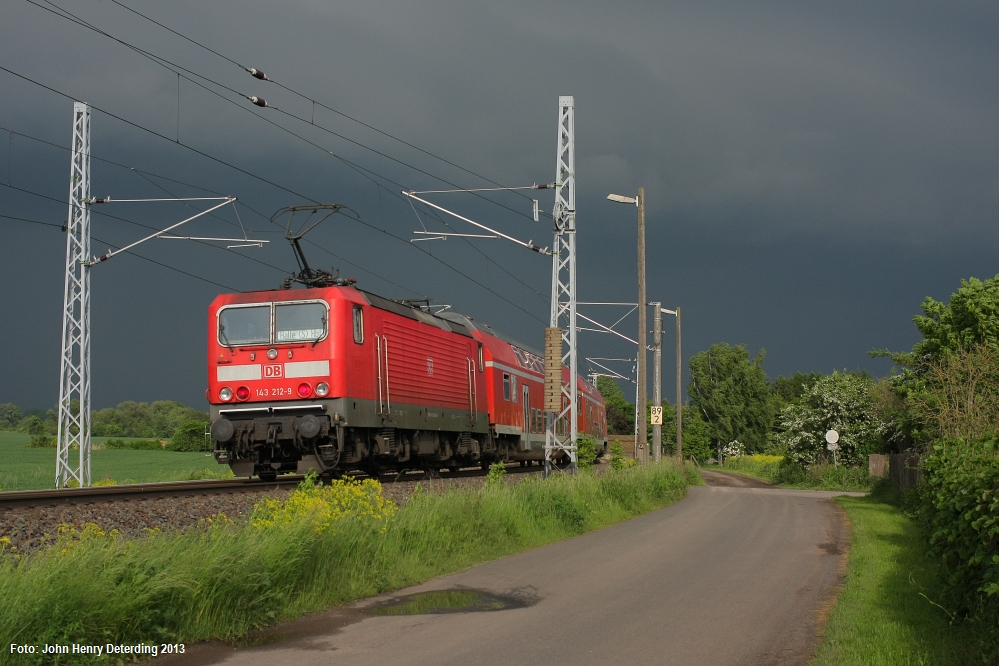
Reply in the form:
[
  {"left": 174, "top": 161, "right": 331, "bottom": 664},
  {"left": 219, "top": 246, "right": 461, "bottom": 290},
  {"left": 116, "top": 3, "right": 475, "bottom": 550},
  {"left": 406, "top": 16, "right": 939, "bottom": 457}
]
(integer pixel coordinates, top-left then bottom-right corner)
[{"left": 1, "top": 0, "right": 996, "bottom": 410}]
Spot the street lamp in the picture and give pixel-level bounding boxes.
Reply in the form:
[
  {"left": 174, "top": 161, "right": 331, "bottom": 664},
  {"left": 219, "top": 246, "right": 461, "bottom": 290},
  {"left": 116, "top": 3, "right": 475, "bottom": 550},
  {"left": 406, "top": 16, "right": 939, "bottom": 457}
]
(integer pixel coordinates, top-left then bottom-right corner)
[{"left": 607, "top": 189, "right": 647, "bottom": 464}]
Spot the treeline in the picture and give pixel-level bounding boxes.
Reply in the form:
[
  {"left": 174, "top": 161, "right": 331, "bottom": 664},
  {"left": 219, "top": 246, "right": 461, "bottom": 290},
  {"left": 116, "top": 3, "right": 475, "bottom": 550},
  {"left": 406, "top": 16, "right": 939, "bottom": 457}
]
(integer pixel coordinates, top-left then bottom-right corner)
[{"left": 0, "top": 400, "right": 208, "bottom": 451}]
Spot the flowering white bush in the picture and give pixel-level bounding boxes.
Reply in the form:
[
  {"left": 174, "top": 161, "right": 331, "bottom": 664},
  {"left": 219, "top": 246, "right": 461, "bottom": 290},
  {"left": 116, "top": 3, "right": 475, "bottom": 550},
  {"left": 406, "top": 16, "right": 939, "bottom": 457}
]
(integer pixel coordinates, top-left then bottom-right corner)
[
  {"left": 778, "top": 372, "right": 886, "bottom": 467},
  {"left": 720, "top": 440, "right": 746, "bottom": 459}
]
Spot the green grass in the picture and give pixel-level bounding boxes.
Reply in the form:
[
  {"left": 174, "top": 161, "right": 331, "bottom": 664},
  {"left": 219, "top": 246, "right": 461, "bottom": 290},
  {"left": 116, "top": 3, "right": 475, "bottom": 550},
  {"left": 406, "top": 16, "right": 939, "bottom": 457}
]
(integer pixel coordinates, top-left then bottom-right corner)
[
  {"left": 0, "top": 431, "right": 221, "bottom": 491},
  {"left": 706, "top": 454, "right": 874, "bottom": 492},
  {"left": 811, "top": 483, "right": 983, "bottom": 665},
  {"left": 0, "top": 461, "right": 688, "bottom": 664}
]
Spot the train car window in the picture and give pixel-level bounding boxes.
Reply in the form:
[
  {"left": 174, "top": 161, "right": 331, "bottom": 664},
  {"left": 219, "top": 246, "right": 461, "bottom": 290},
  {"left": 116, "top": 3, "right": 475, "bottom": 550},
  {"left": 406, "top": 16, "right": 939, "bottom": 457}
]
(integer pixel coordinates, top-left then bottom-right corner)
[
  {"left": 275, "top": 302, "right": 327, "bottom": 342},
  {"left": 478, "top": 344, "right": 484, "bottom": 372},
  {"left": 503, "top": 373, "right": 511, "bottom": 401},
  {"left": 219, "top": 305, "right": 270, "bottom": 346},
  {"left": 511, "top": 375, "right": 518, "bottom": 402},
  {"left": 352, "top": 305, "right": 364, "bottom": 344}
]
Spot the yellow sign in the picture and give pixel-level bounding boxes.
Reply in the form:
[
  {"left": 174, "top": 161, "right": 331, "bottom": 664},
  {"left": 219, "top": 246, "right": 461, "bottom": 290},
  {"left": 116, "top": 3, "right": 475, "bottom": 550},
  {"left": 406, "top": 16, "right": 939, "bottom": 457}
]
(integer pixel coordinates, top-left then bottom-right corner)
[
  {"left": 650, "top": 406, "right": 663, "bottom": 426},
  {"left": 544, "top": 327, "right": 562, "bottom": 412}
]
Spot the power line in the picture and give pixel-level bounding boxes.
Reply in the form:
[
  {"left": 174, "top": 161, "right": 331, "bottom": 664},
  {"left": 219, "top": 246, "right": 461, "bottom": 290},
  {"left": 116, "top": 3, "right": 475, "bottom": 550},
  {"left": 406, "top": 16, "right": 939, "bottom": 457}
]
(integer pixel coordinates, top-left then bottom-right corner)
[
  {"left": 1, "top": 212, "right": 240, "bottom": 290},
  {"left": 109, "top": 0, "right": 546, "bottom": 209},
  {"left": 33, "top": 0, "right": 547, "bottom": 223},
  {"left": 0, "top": 123, "right": 426, "bottom": 298},
  {"left": 26, "top": 0, "right": 551, "bottom": 308},
  {"left": 0, "top": 66, "right": 545, "bottom": 322}
]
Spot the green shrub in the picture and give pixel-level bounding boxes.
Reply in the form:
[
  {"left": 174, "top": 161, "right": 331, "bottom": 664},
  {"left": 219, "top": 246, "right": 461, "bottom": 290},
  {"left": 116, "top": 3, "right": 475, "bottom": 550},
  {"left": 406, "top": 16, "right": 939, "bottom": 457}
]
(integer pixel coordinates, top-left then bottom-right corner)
[
  {"left": 485, "top": 462, "right": 506, "bottom": 485},
  {"left": 609, "top": 443, "right": 626, "bottom": 471},
  {"left": 27, "top": 434, "right": 55, "bottom": 448},
  {"left": 576, "top": 435, "right": 598, "bottom": 469},
  {"left": 168, "top": 420, "right": 208, "bottom": 452},
  {"left": 103, "top": 439, "right": 162, "bottom": 451},
  {"left": 920, "top": 437, "right": 999, "bottom": 658}
]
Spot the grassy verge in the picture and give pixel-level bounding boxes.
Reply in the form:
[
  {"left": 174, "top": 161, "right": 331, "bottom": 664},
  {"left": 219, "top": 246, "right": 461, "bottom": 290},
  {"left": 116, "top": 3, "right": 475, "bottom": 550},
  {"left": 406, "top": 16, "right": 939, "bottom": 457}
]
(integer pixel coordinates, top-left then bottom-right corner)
[
  {"left": 0, "top": 461, "right": 688, "bottom": 664},
  {"left": 706, "top": 454, "right": 874, "bottom": 492},
  {"left": 0, "top": 431, "right": 222, "bottom": 491},
  {"left": 811, "top": 482, "right": 983, "bottom": 665}
]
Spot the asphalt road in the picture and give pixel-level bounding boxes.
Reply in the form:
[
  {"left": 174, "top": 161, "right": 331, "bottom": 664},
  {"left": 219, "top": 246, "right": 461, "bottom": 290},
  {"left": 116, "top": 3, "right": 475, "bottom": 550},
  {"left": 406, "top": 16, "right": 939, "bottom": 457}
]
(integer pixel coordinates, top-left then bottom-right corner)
[{"left": 172, "top": 471, "right": 862, "bottom": 666}]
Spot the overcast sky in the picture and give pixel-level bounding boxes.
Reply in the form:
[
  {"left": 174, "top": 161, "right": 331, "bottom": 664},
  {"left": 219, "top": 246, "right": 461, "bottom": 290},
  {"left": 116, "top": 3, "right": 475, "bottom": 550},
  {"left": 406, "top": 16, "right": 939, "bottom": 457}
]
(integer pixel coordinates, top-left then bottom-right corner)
[{"left": 1, "top": 0, "right": 996, "bottom": 411}]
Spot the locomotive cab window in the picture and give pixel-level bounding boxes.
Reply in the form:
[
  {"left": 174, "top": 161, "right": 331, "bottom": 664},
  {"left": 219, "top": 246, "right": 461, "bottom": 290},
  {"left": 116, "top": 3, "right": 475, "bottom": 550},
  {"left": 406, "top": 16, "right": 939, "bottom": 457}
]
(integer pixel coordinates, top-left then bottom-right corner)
[
  {"left": 276, "top": 302, "right": 327, "bottom": 342},
  {"left": 503, "top": 373, "right": 511, "bottom": 401},
  {"left": 477, "top": 344, "right": 484, "bottom": 372},
  {"left": 219, "top": 305, "right": 269, "bottom": 346},
  {"left": 352, "top": 305, "right": 364, "bottom": 344}
]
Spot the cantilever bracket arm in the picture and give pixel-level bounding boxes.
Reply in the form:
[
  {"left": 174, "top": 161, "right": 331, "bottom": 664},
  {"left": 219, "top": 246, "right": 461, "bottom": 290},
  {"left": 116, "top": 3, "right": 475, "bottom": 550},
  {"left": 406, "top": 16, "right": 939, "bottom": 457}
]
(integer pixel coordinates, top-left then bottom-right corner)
[
  {"left": 402, "top": 191, "right": 550, "bottom": 255},
  {"left": 83, "top": 197, "right": 236, "bottom": 266}
]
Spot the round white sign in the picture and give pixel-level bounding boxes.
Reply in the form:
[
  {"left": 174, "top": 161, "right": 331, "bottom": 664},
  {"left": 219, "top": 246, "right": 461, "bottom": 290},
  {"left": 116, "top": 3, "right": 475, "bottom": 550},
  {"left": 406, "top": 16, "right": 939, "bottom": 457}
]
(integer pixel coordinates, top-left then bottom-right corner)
[{"left": 825, "top": 430, "right": 840, "bottom": 444}]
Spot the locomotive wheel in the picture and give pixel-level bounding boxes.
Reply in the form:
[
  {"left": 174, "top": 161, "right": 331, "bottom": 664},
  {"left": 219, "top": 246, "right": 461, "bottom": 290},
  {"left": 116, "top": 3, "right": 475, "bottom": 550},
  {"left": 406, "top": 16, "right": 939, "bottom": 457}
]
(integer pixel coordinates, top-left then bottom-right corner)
[{"left": 259, "top": 470, "right": 277, "bottom": 482}]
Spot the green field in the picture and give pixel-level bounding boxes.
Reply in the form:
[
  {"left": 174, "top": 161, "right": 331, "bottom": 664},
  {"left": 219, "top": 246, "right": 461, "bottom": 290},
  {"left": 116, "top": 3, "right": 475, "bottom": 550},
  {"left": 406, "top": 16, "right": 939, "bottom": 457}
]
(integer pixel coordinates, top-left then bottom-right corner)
[{"left": 0, "top": 431, "right": 223, "bottom": 491}]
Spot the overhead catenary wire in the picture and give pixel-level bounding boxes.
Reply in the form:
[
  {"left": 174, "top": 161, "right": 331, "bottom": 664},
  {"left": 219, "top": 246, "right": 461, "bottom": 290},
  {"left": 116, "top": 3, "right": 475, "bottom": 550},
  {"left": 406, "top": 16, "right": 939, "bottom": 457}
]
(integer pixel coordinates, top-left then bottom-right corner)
[
  {"left": 0, "top": 67, "right": 543, "bottom": 321},
  {"left": 24, "top": 0, "right": 552, "bottom": 308},
  {"left": 1, "top": 213, "right": 240, "bottom": 290},
  {"left": 14, "top": 5, "right": 554, "bottom": 312},
  {"left": 0, "top": 123, "right": 428, "bottom": 297},
  {"left": 108, "top": 0, "right": 550, "bottom": 211},
  {"left": 31, "top": 0, "right": 548, "bottom": 223}
]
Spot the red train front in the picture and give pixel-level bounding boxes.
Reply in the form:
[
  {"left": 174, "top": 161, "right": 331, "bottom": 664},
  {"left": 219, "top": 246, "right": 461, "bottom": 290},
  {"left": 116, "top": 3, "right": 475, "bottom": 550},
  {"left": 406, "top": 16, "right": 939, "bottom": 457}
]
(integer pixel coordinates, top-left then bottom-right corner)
[{"left": 207, "top": 284, "right": 607, "bottom": 479}]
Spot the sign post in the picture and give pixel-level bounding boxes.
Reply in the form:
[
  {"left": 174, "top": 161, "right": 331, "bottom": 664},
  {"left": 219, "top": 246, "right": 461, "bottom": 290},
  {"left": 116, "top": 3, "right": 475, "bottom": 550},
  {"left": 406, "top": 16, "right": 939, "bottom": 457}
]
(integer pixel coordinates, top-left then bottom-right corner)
[{"left": 825, "top": 429, "right": 840, "bottom": 468}]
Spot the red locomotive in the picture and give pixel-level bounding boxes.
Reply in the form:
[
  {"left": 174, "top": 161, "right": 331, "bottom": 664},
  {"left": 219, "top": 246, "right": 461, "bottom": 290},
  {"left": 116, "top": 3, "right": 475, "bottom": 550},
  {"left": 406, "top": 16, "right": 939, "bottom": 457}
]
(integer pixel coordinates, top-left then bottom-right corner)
[{"left": 207, "top": 206, "right": 607, "bottom": 479}]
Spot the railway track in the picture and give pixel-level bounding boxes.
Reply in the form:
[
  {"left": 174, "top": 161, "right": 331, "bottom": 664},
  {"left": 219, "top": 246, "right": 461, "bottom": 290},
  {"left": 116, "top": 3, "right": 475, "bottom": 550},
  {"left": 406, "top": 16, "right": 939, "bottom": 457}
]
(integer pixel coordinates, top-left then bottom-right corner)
[{"left": 0, "top": 463, "right": 547, "bottom": 510}]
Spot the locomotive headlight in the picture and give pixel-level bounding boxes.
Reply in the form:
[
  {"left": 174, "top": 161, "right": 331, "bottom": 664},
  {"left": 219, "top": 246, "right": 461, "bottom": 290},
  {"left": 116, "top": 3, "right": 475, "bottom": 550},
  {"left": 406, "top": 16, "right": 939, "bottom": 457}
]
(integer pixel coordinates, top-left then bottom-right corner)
[
  {"left": 219, "top": 387, "right": 233, "bottom": 402},
  {"left": 297, "top": 382, "right": 313, "bottom": 398},
  {"left": 315, "top": 382, "right": 329, "bottom": 397},
  {"left": 267, "top": 348, "right": 278, "bottom": 360},
  {"left": 236, "top": 386, "right": 250, "bottom": 401}
]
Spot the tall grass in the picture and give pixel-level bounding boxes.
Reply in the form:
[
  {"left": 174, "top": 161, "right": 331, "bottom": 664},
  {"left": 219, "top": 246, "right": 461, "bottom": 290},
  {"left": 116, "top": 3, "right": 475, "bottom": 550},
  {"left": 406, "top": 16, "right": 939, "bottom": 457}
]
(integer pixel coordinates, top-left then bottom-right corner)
[{"left": 0, "top": 461, "right": 687, "bottom": 664}]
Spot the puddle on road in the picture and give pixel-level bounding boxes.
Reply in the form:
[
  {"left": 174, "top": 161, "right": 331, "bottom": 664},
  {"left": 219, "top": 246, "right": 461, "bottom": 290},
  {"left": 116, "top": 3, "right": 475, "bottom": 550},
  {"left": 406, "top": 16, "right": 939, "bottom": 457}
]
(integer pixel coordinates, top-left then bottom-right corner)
[{"left": 367, "top": 589, "right": 528, "bottom": 615}]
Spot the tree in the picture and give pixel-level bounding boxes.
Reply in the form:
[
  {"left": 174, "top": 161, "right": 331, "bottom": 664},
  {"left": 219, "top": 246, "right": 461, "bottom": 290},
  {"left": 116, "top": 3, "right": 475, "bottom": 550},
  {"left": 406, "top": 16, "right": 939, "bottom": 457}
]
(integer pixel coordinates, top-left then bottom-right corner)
[
  {"left": 780, "top": 372, "right": 884, "bottom": 467},
  {"left": 0, "top": 403, "right": 21, "bottom": 430},
  {"left": 772, "top": 372, "right": 824, "bottom": 409},
  {"left": 688, "top": 343, "right": 775, "bottom": 453},
  {"left": 92, "top": 400, "right": 207, "bottom": 438},
  {"left": 596, "top": 376, "right": 635, "bottom": 435},
  {"left": 872, "top": 274, "right": 999, "bottom": 448},
  {"left": 19, "top": 415, "right": 47, "bottom": 436},
  {"left": 660, "top": 405, "right": 712, "bottom": 463}
]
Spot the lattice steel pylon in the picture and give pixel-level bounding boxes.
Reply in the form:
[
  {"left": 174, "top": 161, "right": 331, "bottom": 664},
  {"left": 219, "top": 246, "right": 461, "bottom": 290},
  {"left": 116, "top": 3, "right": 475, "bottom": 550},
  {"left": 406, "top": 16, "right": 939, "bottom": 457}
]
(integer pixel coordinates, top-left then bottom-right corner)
[
  {"left": 56, "top": 102, "right": 92, "bottom": 488},
  {"left": 544, "top": 96, "right": 578, "bottom": 476}
]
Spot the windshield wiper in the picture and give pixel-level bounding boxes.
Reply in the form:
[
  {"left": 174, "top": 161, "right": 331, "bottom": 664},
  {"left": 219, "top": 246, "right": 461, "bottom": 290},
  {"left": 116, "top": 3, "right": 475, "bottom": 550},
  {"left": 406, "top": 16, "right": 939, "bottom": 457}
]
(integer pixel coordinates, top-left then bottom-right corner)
[
  {"left": 219, "top": 324, "right": 235, "bottom": 352},
  {"left": 312, "top": 316, "right": 327, "bottom": 348}
]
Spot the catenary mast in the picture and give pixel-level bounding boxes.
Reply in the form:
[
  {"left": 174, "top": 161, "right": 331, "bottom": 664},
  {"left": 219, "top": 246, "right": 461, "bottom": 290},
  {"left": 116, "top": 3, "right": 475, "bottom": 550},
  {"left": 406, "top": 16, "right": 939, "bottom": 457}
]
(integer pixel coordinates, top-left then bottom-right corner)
[
  {"left": 56, "top": 101, "right": 92, "bottom": 488},
  {"left": 544, "top": 96, "right": 578, "bottom": 475}
]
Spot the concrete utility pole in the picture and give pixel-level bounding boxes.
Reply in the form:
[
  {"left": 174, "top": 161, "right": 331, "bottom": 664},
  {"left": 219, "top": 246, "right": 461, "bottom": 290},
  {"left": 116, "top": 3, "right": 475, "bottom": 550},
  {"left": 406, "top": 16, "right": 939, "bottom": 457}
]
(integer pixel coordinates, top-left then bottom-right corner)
[
  {"left": 652, "top": 302, "right": 662, "bottom": 462},
  {"left": 676, "top": 306, "right": 682, "bottom": 462},
  {"left": 636, "top": 187, "right": 648, "bottom": 465}
]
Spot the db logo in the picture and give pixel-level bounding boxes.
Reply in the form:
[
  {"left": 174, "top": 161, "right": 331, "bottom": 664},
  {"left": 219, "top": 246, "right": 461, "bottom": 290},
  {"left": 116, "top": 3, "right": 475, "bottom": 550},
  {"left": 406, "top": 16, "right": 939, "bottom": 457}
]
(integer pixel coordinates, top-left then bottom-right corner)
[{"left": 264, "top": 364, "right": 283, "bottom": 378}]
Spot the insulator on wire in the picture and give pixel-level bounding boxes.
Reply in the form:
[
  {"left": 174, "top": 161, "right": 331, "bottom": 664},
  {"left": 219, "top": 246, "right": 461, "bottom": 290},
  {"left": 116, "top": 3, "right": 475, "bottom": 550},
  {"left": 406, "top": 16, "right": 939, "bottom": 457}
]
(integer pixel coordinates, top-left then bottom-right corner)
[
  {"left": 247, "top": 96, "right": 268, "bottom": 108},
  {"left": 245, "top": 67, "right": 269, "bottom": 81}
]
